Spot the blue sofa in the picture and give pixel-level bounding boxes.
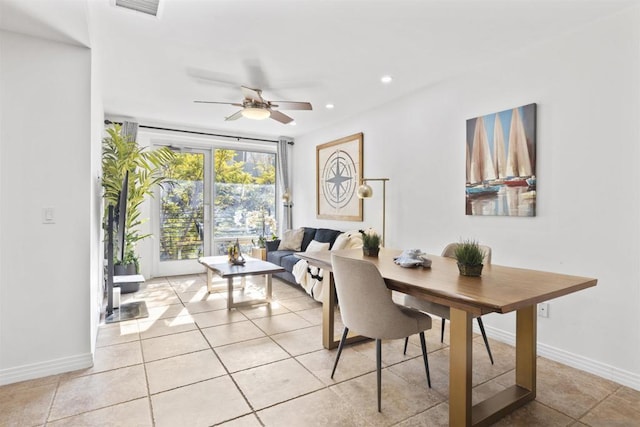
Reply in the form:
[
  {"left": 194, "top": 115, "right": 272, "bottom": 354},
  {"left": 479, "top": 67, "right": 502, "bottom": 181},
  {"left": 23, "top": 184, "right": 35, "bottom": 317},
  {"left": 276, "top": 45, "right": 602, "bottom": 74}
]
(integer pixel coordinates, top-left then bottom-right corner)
[{"left": 265, "top": 227, "right": 342, "bottom": 285}]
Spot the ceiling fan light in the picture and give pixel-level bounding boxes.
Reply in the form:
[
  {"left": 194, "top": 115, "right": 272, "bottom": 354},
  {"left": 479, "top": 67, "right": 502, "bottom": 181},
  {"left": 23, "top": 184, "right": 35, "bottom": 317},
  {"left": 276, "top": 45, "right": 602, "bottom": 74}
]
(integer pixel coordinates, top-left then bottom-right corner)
[{"left": 242, "top": 107, "right": 271, "bottom": 120}]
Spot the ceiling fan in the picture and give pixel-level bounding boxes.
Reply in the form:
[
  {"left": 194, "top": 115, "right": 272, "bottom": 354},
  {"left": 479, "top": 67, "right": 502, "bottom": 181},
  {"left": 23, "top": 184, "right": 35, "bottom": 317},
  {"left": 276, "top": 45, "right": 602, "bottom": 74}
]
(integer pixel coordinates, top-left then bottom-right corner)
[{"left": 194, "top": 86, "right": 312, "bottom": 124}]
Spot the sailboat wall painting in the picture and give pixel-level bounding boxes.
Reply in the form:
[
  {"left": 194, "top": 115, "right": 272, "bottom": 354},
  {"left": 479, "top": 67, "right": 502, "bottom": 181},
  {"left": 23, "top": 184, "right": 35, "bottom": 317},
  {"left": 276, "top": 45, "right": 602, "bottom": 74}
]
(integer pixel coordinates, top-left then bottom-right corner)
[{"left": 466, "top": 103, "right": 537, "bottom": 217}]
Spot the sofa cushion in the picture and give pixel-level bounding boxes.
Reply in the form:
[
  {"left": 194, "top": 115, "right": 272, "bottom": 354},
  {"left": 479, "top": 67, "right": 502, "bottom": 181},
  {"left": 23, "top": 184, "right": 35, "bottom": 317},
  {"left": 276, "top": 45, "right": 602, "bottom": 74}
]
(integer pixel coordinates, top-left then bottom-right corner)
[
  {"left": 306, "top": 240, "right": 330, "bottom": 252},
  {"left": 281, "top": 254, "right": 302, "bottom": 274},
  {"left": 265, "top": 240, "right": 280, "bottom": 252},
  {"left": 300, "top": 227, "right": 317, "bottom": 251},
  {"left": 314, "top": 228, "right": 342, "bottom": 248},
  {"left": 332, "top": 233, "right": 349, "bottom": 250},
  {"left": 342, "top": 232, "right": 364, "bottom": 249},
  {"left": 267, "top": 250, "right": 296, "bottom": 266},
  {"left": 332, "top": 230, "right": 364, "bottom": 250},
  {"left": 278, "top": 228, "right": 305, "bottom": 251}
]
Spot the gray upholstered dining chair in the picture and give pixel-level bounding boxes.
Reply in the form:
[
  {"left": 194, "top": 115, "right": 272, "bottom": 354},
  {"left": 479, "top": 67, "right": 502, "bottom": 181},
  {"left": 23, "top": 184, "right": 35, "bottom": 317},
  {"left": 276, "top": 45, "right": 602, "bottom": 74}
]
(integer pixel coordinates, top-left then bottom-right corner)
[
  {"left": 330, "top": 254, "right": 432, "bottom": 412},
  {"left": 402, "top": 243, "right": 494, "bottom": 364}
]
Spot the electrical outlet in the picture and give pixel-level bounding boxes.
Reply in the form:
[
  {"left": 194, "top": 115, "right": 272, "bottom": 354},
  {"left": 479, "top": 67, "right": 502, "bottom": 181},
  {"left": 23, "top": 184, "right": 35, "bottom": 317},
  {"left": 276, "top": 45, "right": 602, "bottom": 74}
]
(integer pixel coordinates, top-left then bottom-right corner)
[{"left": 538, "top": 302, "right": 549, "bottom": 318}]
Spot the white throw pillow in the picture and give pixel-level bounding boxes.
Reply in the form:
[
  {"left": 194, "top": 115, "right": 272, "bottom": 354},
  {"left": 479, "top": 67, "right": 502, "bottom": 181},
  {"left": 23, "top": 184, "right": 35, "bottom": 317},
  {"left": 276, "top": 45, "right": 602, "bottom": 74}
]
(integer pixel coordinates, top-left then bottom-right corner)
[
  {"left": 343, "top": 231, "right": 363, "bottom": 249},
  {"left": 278, "top": 228, "right": 305, "bottom": 251},
  {"left": 332, "top": 230, "right": 364, "bottom": 250},
  {"left": 306, "top": 240, "right": 330, "bottom": 252},
  {"left": 331, "top": 233, "right": 349, "bottom": 251}
]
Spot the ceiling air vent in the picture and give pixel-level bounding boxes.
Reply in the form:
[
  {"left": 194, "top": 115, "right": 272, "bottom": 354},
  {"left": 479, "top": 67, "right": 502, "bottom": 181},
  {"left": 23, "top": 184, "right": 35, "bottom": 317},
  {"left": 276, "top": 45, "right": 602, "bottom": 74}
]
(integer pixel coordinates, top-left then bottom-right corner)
[{"left": 115, "top": 0, "right": 160, "bottom": 16}]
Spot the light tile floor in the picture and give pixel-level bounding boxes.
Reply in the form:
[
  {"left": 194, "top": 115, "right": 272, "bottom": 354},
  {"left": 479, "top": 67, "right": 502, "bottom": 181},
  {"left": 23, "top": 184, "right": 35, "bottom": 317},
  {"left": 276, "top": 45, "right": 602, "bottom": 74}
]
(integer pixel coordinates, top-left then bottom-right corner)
[{"left": 2, "top": 274, "right": 639, "bottom": 426}]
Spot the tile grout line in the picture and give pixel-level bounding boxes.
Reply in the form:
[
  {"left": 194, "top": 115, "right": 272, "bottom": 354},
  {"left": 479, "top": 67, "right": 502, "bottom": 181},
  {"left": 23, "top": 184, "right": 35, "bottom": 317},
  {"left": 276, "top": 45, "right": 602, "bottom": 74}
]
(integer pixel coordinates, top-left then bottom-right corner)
[
  {"left": 248, "top": 299, "right": 450, "bottom": 417},
  {"left": 42, "top": 373, "right": 62, "bottom": 426},
  {"left": 138, "top": 331, "right": 157, "bottom": 427},
  {"left": 572, "top": 382, "right": 624, "bottom": 423},
  {"left": 229, "top": 283, "right": 334, "bottom": 424},
  {"left": 190, "top": 303, "right": 264, "bottom": 427}
]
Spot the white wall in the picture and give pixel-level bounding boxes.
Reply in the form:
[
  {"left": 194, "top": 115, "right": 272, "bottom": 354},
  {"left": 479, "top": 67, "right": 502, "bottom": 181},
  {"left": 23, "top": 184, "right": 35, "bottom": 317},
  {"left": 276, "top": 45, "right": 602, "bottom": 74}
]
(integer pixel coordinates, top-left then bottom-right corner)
[
  {"left": 293, "top": 9, "right": 640, "bottom": 389},
  {"left": 90, "top": 46, "right": 105, "bottom": 355},
  {"left": 0, "top": 31, "right": 94, "bottom": 384}
]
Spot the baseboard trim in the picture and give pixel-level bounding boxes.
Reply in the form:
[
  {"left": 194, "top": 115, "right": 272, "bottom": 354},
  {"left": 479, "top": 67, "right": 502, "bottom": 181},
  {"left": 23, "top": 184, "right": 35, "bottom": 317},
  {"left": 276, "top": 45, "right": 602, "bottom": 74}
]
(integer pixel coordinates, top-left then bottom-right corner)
[
  {"left": 0, "top": 352, "right": 93, "bottom": 386},
  {"left": 483, "top": 324, "right": 640, "bottom": 391}
]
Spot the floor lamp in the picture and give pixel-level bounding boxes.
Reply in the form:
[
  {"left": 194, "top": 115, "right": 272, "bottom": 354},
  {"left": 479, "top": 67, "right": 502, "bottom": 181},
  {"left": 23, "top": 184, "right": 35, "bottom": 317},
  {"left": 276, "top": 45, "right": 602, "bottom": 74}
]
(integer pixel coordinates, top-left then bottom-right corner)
[{"left": 357, "top": 178, "right": 390, "bottom": 247}]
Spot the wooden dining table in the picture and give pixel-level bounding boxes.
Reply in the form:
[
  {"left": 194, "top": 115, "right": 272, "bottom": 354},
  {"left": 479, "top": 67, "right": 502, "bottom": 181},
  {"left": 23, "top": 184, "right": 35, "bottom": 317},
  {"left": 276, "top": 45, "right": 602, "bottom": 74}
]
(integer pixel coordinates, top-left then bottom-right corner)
[{"left": 295, "top": 248, "right": 597, "bottom": 427}]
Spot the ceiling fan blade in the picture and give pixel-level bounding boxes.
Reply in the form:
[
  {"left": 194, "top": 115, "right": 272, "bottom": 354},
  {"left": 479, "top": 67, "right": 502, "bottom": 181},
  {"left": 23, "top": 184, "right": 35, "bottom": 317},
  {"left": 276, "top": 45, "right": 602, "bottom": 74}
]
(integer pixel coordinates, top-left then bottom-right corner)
[
  {"left": 243, "top": 58, "right": 269, "bottom": 90},
  {"left": 271, "top": 101, "right": 312, "bottom": 111},
  {"left": 187, "top": 67, "right": 238, "bottom": 87},
  {"left": 225, "top": 110, "right": 244, "bottom": 121},
  {"left": 194, "top": 101, "right": 243, "bottom": 106},
  {"left": 241, "top": 86, "right": 264, "bottom": 102},
  {"left": 269, "top": 110, "right": 294, "bottom": 124}
]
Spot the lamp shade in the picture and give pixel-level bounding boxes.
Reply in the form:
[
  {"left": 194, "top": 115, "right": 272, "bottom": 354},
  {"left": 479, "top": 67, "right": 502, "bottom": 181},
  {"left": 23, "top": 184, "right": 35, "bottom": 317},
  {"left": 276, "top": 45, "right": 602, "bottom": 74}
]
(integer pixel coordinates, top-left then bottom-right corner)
[
  {"left": 357, "top": 183, "right": 373, "bottom": 198},
  {"left": 242, "top": 107, "right": 271, "bottom": 120}
]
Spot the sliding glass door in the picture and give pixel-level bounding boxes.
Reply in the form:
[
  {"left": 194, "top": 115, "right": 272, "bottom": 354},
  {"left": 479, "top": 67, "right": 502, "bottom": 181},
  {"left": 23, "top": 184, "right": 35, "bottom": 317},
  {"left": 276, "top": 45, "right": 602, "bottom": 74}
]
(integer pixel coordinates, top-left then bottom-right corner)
[
  {"left": 153, "top": 145, "right": 276, "bottom": 277},
  {"left": 155, "top": 148, "right": 211, "bottom": 276},
  {"left": 212, "top": 149, "right": 276, "bottom": 256}
]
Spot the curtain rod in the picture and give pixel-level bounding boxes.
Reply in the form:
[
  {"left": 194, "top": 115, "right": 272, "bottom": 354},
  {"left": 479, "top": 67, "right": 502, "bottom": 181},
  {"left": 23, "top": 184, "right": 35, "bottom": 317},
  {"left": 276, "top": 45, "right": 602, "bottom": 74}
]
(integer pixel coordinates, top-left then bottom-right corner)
[{"left": 103, "top": 120, "right": 294, "bottom": 144}]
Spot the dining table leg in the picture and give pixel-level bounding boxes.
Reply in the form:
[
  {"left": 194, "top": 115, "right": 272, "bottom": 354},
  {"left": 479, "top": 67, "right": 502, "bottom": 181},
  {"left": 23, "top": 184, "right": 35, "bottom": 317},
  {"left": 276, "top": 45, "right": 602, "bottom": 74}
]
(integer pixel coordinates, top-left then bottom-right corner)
[
  {"left": 516, "top": 305, "right": 537, "bottom": 395},
  {"left": 449, "top": 307, "right": 473, "bottom": 426},
  {"left": 450, "top": 305, "right": 537, "bottom": 427},
  {"left": 322, "top": 273, "right": 337, "bottom": 349},
  {"left": 321, "top": 271, "right": 369, "bottom": 349}
]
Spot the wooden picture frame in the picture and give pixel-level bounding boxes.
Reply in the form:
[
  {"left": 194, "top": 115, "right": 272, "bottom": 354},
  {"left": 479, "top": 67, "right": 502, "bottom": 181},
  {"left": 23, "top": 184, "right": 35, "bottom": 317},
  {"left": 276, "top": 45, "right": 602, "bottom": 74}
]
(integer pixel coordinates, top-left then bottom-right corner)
[{"left": 316, "top": 133, "right": 363, "bottom": 221}]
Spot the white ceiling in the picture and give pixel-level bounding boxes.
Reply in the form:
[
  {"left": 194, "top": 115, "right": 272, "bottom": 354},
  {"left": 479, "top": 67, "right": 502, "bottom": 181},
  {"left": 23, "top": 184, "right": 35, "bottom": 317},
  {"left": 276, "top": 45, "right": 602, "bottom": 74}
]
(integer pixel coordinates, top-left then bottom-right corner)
[{"left": 1, "top": 0, "right": 636, "bottom": 139}]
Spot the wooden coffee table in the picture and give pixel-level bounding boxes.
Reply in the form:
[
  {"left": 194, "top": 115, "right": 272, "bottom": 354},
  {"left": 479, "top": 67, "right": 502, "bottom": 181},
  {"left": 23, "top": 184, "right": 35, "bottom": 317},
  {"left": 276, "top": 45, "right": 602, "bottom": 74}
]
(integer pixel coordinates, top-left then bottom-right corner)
[{"left": 198, "top": 256, "right": 285, "bottom": 309}]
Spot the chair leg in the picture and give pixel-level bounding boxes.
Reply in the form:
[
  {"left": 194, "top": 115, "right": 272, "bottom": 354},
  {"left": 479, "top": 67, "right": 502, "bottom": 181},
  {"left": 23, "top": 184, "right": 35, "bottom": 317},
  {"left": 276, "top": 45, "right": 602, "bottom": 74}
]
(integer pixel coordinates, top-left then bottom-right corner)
[
  {"left": 376, "top": 338, "right": 382, "bottom": 412},
  {"left": 403, "top": 337, "right": 409, "bottom": 355},
  {"left": 477, "top": 317, "right": 494, "bottom": 365},
  {"left": 441, "top": 318, "right": 446, "bottom": 343},
  {"left": 331, "top": 327, "right": 349, "bottom": 378},
  {"left": 419, "top": 332, "right": 432, "bottom": 388}
]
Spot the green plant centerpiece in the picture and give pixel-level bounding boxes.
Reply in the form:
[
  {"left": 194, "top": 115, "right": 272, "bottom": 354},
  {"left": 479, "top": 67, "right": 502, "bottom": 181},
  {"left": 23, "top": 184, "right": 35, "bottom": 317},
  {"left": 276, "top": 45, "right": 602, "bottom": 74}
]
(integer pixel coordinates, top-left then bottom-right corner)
[
  {"left": 102, "top": 124, "right": 175, "bottom": 275},
  {"left": 359, "top": 229, "right": 381, "bottom": 257},
  {"left": 454, "top": 239, "right": 486, "bottom": 277}
]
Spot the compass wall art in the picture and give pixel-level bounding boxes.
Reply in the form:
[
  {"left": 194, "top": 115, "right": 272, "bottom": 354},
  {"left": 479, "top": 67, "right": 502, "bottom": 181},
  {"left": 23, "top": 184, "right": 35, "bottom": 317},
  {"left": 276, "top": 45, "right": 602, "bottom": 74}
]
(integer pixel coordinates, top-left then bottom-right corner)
[{"left": 316, "top": 133, "right": 363, "bottom": 221}]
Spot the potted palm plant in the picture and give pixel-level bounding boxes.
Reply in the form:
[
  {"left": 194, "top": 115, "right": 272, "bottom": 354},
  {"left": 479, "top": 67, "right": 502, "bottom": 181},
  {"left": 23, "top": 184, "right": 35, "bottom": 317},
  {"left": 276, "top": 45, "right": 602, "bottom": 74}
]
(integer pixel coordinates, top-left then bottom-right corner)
[
  {"left": 454, "top": 239, "right": 486, "bottom": 277},
  {"left": 102, "top": 124, "right": 175, "bottom": 278}
]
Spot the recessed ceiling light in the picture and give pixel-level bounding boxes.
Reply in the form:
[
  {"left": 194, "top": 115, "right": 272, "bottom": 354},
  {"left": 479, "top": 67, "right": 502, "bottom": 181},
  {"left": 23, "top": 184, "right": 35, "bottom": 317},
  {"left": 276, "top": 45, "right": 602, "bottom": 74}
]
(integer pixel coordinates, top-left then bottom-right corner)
[
  {"left": 325, "top": 104, "right": 334, "bottom": 109},
  {"left": 381, "top": 75, "right": 393, "bottom": 84},
  {"left": 289, "top": 121, "right": 297, "bottom": 126}
]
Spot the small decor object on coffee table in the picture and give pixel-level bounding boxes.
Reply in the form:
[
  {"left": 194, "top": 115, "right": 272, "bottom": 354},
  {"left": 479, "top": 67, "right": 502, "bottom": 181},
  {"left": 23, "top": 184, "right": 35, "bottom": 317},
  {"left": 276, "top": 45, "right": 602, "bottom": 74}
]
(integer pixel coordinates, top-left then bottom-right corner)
[
  {"left": 360, "top": 229, "right": 381, "bottom": 257},
  {"left": 455, "top": 239, "right": 485, "bottom": 276},
  {"left": 228, "top": 238, "right": 246, "bottom": 265}
]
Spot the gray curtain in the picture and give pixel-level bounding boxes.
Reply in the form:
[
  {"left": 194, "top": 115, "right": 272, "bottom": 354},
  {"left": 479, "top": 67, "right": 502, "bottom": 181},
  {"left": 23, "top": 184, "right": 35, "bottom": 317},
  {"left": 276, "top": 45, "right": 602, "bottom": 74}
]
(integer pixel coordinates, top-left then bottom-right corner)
[
  {"left": 277, "top": 137, "right": 294, "bottom": 230},
  {"left": 121, "top": 121, "right": 139, "bottom": 142}
]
